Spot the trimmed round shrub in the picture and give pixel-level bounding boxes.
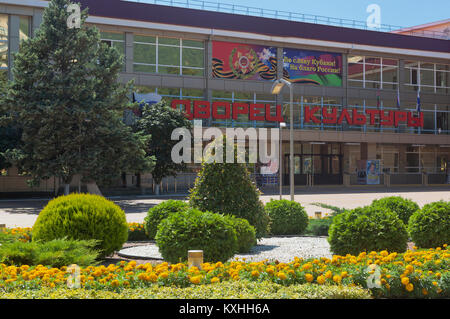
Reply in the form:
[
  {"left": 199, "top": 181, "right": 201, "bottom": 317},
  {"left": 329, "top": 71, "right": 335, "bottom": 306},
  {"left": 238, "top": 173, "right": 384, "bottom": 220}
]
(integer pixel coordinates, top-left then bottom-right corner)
[
  {"left": 265, "top": 199, "right": 309, "bottom": 235},
  {"left": 32, "top": 194, "right": 128, "bottom": 257},
  {"left": 224, "top": 215, "right": 256, "bottom": 253},
  {"left": 155, "top": 208, "right": 237, "bottom": 263},
  {"left": 328, "top": 206, "right": 409, "bottom": 255},
  {"left": 370, "top": 196, "right": 419, "bottom": 225},
  {"left": 408, "top": 200, "right": 450, "bottom": 248},
  {"left": 144, "top": 200, "right": 189, "bottom": 239}
]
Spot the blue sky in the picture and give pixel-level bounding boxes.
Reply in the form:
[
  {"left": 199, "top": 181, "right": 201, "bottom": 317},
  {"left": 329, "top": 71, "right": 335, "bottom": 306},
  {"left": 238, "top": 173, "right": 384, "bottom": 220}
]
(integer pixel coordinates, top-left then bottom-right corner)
[{"left": 216, "top": 0, "right": 449, "bottom": 28}]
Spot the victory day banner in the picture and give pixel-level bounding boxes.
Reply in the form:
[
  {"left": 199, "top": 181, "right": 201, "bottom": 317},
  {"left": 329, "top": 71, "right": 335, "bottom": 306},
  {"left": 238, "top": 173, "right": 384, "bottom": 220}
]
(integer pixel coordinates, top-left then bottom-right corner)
[
  {"left": 212, "top": 41, "right": 277, "bottom": 81},
  {"left": 282, "top": 48, "right": 342, "bottom": 86}
]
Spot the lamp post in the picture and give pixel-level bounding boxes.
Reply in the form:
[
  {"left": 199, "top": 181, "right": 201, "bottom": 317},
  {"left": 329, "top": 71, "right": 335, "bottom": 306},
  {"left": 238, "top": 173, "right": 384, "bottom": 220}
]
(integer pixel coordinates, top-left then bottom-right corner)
[
  {"left": 279, "top": 122, "right": 286, "bottom": 199},
  {"left": 271, "top": 79, "right": 294, "bottom": 201}
]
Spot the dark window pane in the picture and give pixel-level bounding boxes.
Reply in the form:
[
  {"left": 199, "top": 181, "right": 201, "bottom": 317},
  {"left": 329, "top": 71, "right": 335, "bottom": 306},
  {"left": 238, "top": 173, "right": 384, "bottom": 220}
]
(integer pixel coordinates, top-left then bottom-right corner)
[
  {"left": 158, "top": 46, "right": 180, "bottom": 66},
  {"left": 133, "top": 64, "right": 156, "bottom": 73},
  {"left": 134, "top": 43, "right": 156, "bottom": 64},
  {"left": 182, "top": 47, "right": 204, "bottom": 68}
]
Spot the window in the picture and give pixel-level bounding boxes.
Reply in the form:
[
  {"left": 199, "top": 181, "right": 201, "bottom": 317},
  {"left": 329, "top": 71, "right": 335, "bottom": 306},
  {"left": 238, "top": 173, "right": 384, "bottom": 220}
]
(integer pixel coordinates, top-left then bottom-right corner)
[
  {"left": 348, "top": 55, "right": 398, "bottom": 89},
  {"left": 133, "top": 35, "right": 204, "bottom": 76},
  {"left": 100, "top": 32, "right": 125, "bottom": 70},
  {"left": 0, "top": 14, "right": 8, "bottom": 88},
  {"left": 19, "top": 16, "right": 31, "bottom": 43},
  {"left": 405, "top": 61, "right": 450, "bottom": 94}
]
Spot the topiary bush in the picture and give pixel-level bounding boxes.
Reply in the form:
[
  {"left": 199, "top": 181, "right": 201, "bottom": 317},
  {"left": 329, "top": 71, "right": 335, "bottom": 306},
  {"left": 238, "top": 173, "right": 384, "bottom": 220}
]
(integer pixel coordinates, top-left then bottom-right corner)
[
  {"left": 155, "top": 208, "right": 237, "bottom": 263},
  {"left": 265, "top": 199, "right": 309, "bottom": 235},
  {"left": 224, "top": 215, "right": 256, "bottom": 253},
  {"left": 408, "top": 200, "right": 450, "bottom": 248},
  {"left": 370, "top": 196, "right": 419, "bottom": 225},
  {"left": 32, "top": 194, "right": 128, "bottom": 257},
  {"left": 188, "top": 136, "right": 270, "bottom": 238},
  {"left": 144, "top": 200, "right": 189, "bottom": 239},
  {"left": 328, "top": 206, "right": 409, "bottom": 255}
]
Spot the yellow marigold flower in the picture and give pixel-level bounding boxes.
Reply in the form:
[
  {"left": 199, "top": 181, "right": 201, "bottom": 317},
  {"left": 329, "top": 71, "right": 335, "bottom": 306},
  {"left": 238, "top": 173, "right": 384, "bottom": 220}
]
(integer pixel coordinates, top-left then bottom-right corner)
[
  {"left": 341, "top": 271, "right": 348, "bottom": 278},
  {"left": 159, "top": 272, "right": 169, "bottom": 279},
  {"left": 305, "top": 273, "right": 314, "bottom": 282},
  {"left": 251, "top": 270, "right": 259, "bottom": 278},
  {"left": 422, "top": 288, "right": 428, "bottom": 295},
  {"left": 325, "top": 270, "right": 333, "bottom": 279},
  {"left": 401, "top": 277, "right": 410, "bottom": 285},
  {"left": 211, "top": 277, "right": 220, "bottom": 284},
  {"left": 405, "top": 283, "right": 414, "bottom": 292},
  {"left": 432, "top": 281, "right": 438, "bottom": 286},
  {"left": 189, "top": 275, "right": 201, "bottom": 284},
  {"left": 405, "top": 265, "right": 414, "bottom": 272},
  {"left": 277, "top": 272, "right": 287, "bottom": 280},
  {"left": 333, "top": 275, "right": 342, "bottom": 283},
  {"left": 316, "top": 275, "right": 326, "bottom": 285},
  {"left": 148, "top": 273, "right": 158, "bottom": 282},
  {"left": 111, "top": 280, "right": 120, "bottom": 287}
]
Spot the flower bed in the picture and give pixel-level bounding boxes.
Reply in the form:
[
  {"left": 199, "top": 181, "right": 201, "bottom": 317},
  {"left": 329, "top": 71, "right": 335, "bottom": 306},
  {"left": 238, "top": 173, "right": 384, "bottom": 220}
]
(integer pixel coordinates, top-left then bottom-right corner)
[
  {"left": 1, "top": 246, "right": 448, "bottom": 299},
  {"left": 127, "top": 223, "right": 149, "bottom": 241}
]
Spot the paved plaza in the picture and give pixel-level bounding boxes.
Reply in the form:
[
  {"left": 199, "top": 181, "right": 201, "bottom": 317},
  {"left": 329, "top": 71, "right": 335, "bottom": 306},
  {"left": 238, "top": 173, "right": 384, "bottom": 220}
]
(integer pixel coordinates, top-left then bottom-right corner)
[{"left": 0, "top": 187, "right": 449, "bottom": 228}]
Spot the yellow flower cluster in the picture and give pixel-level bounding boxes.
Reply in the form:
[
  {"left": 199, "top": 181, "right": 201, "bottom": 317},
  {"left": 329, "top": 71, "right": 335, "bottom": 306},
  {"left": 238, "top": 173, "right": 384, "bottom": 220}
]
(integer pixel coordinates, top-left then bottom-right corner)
[
  {"left": 0, "top": 246, "right": 448, "bottom": 298},
  {"left": 3, "top": 227, "right": 32, "bottom": 242}
]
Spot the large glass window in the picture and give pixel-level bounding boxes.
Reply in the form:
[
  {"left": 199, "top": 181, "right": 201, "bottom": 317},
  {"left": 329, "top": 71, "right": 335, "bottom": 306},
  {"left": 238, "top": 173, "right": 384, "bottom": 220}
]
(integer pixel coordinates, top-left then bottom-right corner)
[
  {"left": 133, "top": 35, "right": 204, "bottom": 76},
  {"left": 405, "top": 61, "right": 450, "bottom": 94},
  {"left": 348, "top": 55, "right": 398, "bottom": 89},
  {"left": 19, "top": 16, "right": 30, "bottom": 43},
  {"left": 100, "top": 32, "right": 125, "bottom": 70},
  {"left": 0, "top": 14, "right": 8, "bottom": 89}
]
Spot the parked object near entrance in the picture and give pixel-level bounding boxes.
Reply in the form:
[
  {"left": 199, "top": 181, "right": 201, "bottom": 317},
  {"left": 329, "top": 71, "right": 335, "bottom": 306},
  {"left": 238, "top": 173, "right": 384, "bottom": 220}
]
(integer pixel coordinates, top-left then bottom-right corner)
[
  {"left": 32, "top": 194, "right": 128, "bottom": 257},
  {"left": 370, "top": 196, "right": 420, "bottom": 225},
  {"left": 328, "top": 206, "right": 409, "bottom": 255},
  {"left": 265, "top": 200, "right": 309, "bottom": 235},
  {"left": 408, "top": 200, "right": 450, "bottom": 248}
]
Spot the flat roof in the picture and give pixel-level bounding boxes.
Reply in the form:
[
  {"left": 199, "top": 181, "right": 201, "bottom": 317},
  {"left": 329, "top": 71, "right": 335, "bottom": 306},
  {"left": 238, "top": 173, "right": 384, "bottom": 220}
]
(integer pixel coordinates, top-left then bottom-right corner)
[{"left": 77, "top": 0, "right": 450, "bottom": 54}]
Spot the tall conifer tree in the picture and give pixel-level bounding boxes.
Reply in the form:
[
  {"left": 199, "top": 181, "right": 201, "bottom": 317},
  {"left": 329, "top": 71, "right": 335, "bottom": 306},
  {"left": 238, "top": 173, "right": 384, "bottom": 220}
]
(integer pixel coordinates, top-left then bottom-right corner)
[{"left": 5, "top": 0, "right": 153, "bottom": 193}]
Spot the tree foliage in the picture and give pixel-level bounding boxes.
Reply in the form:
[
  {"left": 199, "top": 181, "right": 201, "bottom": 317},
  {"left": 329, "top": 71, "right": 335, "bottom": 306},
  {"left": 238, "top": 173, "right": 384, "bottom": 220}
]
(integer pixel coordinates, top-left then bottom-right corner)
[
  {"left": 4, "top": 0, "right": 153, "bottom": 186},
  {"left": 134, "top": 100, "right": 192, "bottom": 185}
]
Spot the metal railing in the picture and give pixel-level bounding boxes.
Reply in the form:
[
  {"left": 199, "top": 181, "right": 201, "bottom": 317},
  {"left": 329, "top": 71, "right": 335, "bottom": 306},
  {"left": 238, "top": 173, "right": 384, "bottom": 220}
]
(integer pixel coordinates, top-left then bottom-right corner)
[{"left": 125, "top": 0, "right": 449, "bottom": 39}]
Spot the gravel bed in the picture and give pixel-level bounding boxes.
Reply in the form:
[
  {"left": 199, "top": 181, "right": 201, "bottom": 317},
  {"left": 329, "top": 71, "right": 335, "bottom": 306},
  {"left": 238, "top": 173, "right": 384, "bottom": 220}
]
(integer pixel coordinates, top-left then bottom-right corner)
[{"left": 117, "top": 236, "right": 332, "bottom": 263}]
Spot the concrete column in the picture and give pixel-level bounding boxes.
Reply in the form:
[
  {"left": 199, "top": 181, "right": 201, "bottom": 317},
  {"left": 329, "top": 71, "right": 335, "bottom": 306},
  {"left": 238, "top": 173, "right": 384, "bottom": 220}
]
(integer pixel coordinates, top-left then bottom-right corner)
[
  {"left": 398, "top": 144, "right": 407, "bottom": 173},
  {"left": 125, "top": 32, "right": 133, "bottom": 73},
  {"left": 205, "top": 37, "right": 213, "bottom": 126},
  {"left": 360, "top": 142, "right": 368, "bottom": 160},
  {"left": 32, "top": 10, "right": 43, "bottom": 37},
  {"left": 367, "top": 143, "right": 377, "bottom": 160},
  {"left": 342, "top": 53, "right": 348, "bottom": 108},
  {"left": 8, "top": 15, "right": 20, "bottom": 80}
]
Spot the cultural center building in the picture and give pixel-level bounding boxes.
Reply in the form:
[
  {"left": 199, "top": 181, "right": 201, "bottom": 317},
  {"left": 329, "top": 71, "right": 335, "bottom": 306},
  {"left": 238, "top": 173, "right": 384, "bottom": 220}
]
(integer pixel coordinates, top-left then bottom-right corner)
[{"left": 1, "top": 0, "right": 450, "bottom": 193}]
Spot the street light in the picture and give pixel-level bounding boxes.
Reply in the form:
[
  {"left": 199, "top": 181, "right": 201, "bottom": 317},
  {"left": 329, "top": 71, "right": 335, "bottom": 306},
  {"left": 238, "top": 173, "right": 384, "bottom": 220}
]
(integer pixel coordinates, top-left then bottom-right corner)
[
  {"left": 271, "top": 79, "right": 294, "bottom": 201},
  {"left": 279, "top": 122, "right": 286, "bottom": 200}
]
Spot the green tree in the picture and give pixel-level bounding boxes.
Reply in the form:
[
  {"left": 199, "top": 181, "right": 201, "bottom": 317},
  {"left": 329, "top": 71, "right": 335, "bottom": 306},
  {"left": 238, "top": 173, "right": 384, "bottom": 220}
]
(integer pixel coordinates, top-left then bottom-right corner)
[
  {"left": 134, "top": 100, "right": 192, "bottom": 194},
  {"left": 4, "top": 0, "right": 153, "bottom": 193},
  {"left": 189, "top": 136, "right": 270, "bottom": 238}
]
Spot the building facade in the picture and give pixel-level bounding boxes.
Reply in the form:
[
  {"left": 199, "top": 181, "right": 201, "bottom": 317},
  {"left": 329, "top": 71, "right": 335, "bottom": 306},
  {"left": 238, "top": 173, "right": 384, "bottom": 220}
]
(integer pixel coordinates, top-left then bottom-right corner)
[{"left": 1, "top": 0, "right": 450, "bottom": 192}]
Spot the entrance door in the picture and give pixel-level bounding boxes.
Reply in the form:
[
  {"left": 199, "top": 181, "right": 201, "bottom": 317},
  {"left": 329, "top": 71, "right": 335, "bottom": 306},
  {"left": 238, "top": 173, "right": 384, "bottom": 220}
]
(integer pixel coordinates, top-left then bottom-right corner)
[{"left": 283, "top": 151, "right": 343, "bottom": 185}]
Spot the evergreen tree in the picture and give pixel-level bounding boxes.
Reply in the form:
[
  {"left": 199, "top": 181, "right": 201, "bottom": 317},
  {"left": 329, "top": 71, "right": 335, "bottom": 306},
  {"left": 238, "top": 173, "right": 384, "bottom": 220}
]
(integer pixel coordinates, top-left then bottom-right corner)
[
  {"left": 134, "top": 100, "right": 192, "bottom": 194},
  {"left": 4, "top": 0, "right": 153, "bottom": 193},
  {"left": 189, "top": 136, "right": 270, "bottom": 238}
]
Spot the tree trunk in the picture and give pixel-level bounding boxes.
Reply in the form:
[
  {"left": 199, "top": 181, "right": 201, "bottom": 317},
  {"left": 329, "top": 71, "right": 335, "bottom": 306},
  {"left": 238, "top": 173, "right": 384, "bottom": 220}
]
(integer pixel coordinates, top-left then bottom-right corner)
[
  {"left": 154, "top": 183, "right": 160, "bottom": 195},
  {"left": 86, "top": 181, "right": 102, "bottom": 195},
  {"left": 64, "top": 183, "right": 70, "bottom": 195}
]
